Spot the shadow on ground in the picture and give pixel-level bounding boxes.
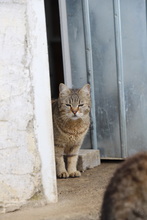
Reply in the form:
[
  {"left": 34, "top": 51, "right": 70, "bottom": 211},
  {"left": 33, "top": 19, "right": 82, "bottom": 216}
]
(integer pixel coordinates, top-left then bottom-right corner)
[{"left": 1, "top": 161, "right": 120, "bottom": 220}]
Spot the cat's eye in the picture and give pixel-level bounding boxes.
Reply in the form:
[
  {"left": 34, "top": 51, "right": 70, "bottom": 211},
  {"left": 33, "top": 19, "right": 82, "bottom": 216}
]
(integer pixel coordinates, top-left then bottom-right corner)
[
  {"left": 78, "top": 104, "right": 84, "bottom": 107},
  {"left": 66, "top": 104, "right": 71, "bottom": 107}
]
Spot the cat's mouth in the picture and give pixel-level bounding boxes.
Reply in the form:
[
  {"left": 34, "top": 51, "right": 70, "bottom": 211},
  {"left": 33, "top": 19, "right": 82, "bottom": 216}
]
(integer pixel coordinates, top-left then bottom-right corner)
[
  {"left": 70, "top": 112, "right": 83, "bottom": 119},
  {"left": 71, "top": 114, "right": 79, "bottom": 120}
]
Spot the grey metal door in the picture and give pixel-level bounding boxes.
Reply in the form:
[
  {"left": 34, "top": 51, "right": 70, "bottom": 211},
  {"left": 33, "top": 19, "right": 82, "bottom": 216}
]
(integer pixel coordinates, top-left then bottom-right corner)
[{"left": 59, "top": 0, "right": 147, "bottom": 158}]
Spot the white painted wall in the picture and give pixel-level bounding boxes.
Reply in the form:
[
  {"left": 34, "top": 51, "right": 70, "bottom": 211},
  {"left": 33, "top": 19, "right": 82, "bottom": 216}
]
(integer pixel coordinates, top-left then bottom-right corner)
[{"left": 0, "top": 0, "right": 57, "bottom": 213}]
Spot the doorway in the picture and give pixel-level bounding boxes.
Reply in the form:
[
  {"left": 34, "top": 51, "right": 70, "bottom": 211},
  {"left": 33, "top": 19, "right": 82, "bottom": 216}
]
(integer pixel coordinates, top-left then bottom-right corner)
[{"left": 44, "top": 0, "right": 64, "bottom": 99}]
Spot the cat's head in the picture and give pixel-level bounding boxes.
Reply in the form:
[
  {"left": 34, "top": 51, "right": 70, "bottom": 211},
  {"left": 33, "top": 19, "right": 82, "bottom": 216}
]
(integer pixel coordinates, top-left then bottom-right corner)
[{"left": 58, "top": 83, "right": 91, "bottom": 120}]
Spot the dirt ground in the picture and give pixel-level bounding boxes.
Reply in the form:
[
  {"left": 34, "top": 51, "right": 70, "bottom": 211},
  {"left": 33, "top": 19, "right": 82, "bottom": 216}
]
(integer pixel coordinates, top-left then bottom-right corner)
[{"left": 1, "top": 161, "right": 121, "bottom": 220}]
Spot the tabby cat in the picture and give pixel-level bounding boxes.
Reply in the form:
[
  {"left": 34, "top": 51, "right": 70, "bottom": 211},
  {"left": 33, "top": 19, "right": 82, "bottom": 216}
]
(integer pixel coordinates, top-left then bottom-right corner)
[
  {"left": 52, "top": 83, "right": 91, "bottom": 178},
  {"left": 101, "top": 152, "right": 147, "bottom": 220}
]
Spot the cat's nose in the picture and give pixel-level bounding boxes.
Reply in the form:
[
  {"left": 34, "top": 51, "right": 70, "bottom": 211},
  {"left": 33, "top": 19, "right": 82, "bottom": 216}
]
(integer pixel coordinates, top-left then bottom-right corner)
[
  {"left": 71, "top": 108, "right": 78, "bottom": 115},
  {"left": 72, "top": 110, "right": 77, "bottom": 115}
]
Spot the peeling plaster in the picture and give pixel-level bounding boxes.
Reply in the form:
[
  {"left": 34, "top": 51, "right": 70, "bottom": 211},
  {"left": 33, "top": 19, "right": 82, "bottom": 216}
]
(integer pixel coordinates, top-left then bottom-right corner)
[
  {"left": 0, "top": 1, "right": 42, "bottom": 213},
  {"left": 0, "top": 0, "right": 57, "bottom": 213}
]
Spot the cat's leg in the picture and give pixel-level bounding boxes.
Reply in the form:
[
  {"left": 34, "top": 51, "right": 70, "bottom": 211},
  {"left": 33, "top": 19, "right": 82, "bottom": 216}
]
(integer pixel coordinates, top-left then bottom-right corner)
[
  {"left": 67, "top": 146, "right": 81, "bottom": 178},
  {"left": 55, "top": 146, "right": 69, "bottom": 178}
]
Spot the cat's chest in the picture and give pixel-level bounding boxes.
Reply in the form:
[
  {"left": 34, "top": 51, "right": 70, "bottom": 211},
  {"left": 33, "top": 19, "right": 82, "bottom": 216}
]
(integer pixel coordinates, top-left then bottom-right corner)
[
  {"left": 61, "top": 123, "right": 88, "bottom": 137},
  {"left": 56, "top": 117, "right": 89, "bottom": 134},
  {"left": 54, "top": 116, "right": 90, "bottom": 147},
  {"left": 64, "top": 126, "right": 89, "bottom": 147},
  {"left": 66, "top": 133, "right": 84, "bottom": 144},
  {"left": 55, "top": 123, "right": 88, "bottom": 145}
]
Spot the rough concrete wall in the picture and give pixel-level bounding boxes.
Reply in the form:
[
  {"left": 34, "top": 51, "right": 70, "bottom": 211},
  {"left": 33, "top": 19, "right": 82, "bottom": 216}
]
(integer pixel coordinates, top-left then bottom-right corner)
[{"left": 0, "top": 1, "right": 42, "bottom": 213}]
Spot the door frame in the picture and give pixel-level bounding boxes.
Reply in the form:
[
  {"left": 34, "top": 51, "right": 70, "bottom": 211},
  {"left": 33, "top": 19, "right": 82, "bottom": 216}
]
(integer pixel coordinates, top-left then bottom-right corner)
[{"left": 27, "top": 0, "right": 57, "bottom": 203}]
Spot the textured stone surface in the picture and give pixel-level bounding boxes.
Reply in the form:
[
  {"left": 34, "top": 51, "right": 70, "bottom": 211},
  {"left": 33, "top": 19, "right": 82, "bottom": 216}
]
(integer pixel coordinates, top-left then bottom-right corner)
[
  {"left": 77, "top": 149, "right": 101, "bottom": 171},
  {"left": 0, "top": 2, "right": 41, "bottom": 213}
]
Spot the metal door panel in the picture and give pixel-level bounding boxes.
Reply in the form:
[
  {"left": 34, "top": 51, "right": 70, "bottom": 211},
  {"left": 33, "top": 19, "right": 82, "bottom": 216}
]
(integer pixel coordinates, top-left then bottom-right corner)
[
  {"left": 89, "top": 0, "right": 121, "bottom": 157},
  {"left": 66, "top": 0, "right": 87, "bottom": 88},
  {"left": 60, "top": 0, "right": 147, "bottom": 158},
  {"left": 120, "top": 0, "right": 147, "bottom": 155}
]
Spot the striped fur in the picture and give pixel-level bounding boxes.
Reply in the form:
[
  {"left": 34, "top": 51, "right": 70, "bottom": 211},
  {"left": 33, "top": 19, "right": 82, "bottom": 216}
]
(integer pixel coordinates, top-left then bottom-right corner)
[{"left": 52, "top": 83, "right": 91, "bottom": 178}]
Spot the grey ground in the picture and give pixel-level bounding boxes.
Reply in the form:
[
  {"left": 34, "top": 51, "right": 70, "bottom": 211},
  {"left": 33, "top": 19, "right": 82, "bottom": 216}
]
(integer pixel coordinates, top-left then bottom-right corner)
[{"left": 1, "top": 161, "right": 120, "bottom": 220}]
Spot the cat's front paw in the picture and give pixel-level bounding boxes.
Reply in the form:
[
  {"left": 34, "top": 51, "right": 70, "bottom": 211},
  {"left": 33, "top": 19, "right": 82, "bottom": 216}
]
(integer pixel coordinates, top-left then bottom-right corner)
[
  {"left": 69, "top": 170, "right": 81, "bottom": 178},
  {"left": 57, "top": 171, "right": 69, "bottom": 179}
]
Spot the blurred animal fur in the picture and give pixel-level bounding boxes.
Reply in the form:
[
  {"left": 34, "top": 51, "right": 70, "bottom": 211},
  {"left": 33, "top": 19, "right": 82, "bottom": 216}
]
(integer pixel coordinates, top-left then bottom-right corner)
[
  {"left": 101, "top": 152, "right": 147, "bottom": 220},
  {"left": 52, "top": 83, "right": 91, "bottom": 178}
]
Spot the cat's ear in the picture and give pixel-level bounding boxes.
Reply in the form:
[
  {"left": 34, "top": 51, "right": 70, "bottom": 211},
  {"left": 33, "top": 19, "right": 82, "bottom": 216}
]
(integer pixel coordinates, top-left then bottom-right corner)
[
  {"left": 59, "top": 83, "right": 70, "bottom": 96},
  {"left": 80, "top": 84, "right": 90, "bottom": 96}
]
